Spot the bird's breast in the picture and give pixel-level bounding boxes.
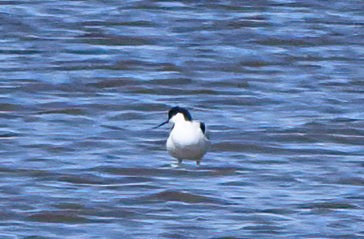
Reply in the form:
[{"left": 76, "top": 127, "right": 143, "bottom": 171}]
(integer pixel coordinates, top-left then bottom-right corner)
[{"left": 169, "top": 123, "right": 205, "bottom": 146}]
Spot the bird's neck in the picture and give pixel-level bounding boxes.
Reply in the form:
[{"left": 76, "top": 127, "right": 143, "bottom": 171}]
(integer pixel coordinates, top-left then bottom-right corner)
[{"left": 173, "top": 120, "right": 191, "bottom": 128}]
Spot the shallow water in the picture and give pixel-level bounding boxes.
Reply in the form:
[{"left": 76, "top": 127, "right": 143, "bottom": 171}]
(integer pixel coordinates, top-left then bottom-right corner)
[{"left": 0, "top": 0, "right": 363, "bottom": 238}]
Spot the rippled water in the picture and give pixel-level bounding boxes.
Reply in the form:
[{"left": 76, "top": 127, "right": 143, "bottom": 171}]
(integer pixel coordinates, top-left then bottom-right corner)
[{"left": 1, "top": 0, "right": 364, "bottom": 238}]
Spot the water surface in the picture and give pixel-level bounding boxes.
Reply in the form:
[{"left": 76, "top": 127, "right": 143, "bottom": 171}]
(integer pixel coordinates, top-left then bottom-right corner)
[{"left": 0, "top": 0, "right": 363, "bottom": 238}]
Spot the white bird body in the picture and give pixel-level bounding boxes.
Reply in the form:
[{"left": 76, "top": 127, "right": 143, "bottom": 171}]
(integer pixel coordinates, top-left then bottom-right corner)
[
  {"left": 167, "top": 120, "right": 209, "bottom": 162},
  {"left": 156, "top": 107, "right": 210, "bottom": 165}
]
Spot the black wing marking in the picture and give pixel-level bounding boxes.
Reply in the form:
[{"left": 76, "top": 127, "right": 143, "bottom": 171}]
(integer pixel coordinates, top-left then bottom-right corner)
[{"left": 200, "top": 122, "right": 206, "bottom": 134}]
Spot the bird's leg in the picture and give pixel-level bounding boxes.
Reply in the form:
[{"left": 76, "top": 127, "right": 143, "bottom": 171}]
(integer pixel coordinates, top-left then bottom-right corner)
[
  {"left": 177, "top": 159, "right": 183, "bottom": 164},
  {"left": 196, "top": 160, "right": 200, "bottom": 166}
]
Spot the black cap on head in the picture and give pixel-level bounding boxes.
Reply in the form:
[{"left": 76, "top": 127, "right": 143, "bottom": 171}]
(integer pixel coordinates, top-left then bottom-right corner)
[{"left": 168, "top": 106, "right": 192, "bottom": 121}]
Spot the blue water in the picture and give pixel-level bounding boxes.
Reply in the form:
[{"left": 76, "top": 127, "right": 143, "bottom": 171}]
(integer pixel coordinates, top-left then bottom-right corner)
[{"left": 0, "top": 0, "right": 363, "bottom": 238}]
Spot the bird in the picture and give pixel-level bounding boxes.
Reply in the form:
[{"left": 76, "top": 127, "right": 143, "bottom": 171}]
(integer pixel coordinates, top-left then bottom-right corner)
[{"left": 155, "top": 106, "right": 210, "bottom": 165}]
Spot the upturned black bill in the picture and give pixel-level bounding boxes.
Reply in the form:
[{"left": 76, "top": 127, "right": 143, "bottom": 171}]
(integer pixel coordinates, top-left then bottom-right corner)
[{"left": 154, "top": 120, "right": 168, "bottom": 129}]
